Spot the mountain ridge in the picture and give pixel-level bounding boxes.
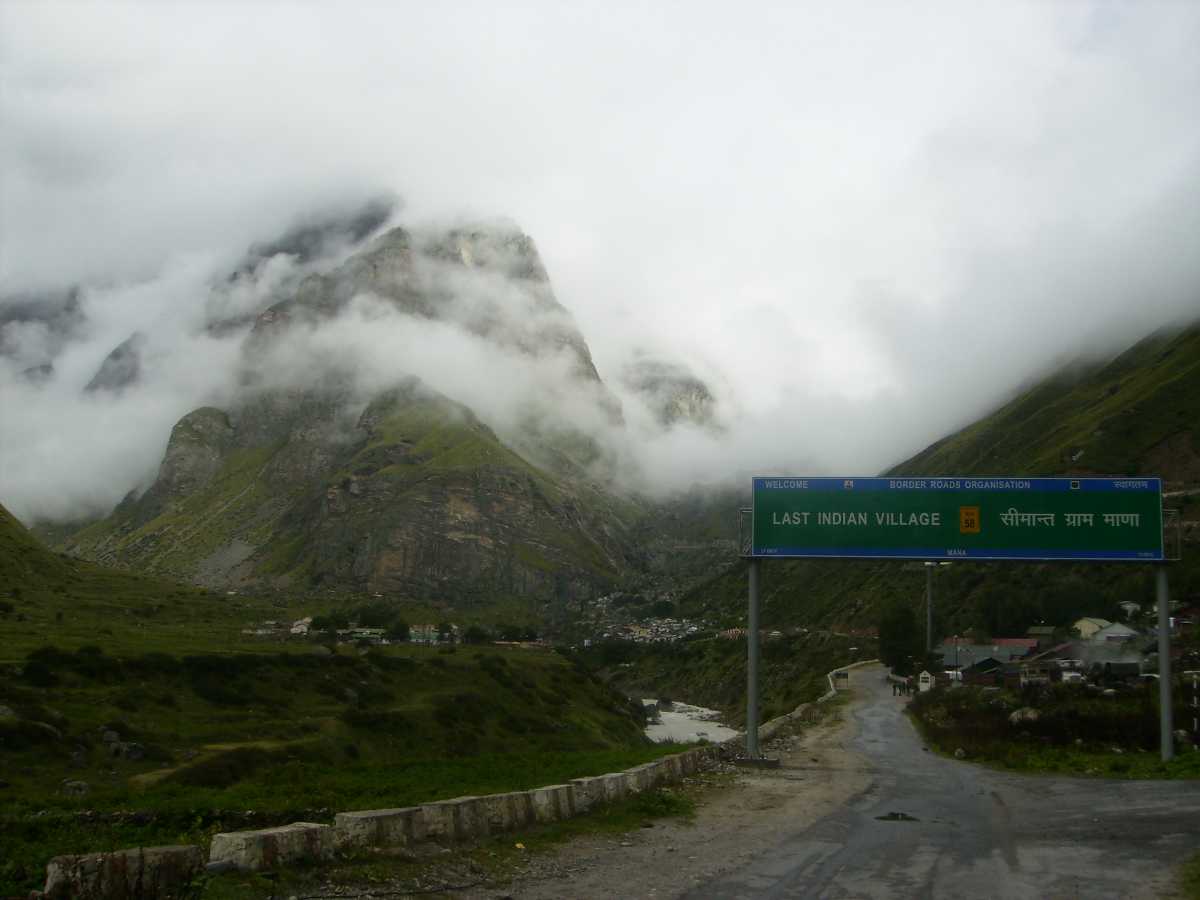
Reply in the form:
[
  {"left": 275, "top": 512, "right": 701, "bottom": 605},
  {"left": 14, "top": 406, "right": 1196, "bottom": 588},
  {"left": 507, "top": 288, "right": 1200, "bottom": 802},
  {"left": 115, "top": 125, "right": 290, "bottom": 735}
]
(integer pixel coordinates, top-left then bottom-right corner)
[{"left": 677, "top": 322, "right": 1200, "bottom": 637}]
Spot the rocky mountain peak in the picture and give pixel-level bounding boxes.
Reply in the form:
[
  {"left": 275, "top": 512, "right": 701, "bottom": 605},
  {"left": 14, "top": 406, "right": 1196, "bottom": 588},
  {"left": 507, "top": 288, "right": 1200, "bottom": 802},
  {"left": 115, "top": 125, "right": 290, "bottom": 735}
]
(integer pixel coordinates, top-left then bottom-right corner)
[
  {"left": 621, "top": 356, "right": 722, "bottom": 431},
  {"left": 84, "top": 332, "right": 147, "bottom": 394}
]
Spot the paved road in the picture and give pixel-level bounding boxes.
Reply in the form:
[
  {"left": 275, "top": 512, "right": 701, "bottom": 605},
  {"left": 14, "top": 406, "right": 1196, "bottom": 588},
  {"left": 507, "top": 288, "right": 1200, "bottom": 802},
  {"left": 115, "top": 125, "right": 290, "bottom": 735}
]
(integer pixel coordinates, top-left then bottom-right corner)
[{"left": 684, "top": 670, "right": 1200, "bottom": 899}]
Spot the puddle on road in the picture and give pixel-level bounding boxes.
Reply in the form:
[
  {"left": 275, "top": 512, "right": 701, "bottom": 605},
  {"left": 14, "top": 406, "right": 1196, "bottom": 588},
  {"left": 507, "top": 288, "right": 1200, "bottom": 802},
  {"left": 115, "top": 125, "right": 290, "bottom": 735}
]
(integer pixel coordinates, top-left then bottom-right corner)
[{"left": 875, "top": 811, "right": 920, "bottom": 822}]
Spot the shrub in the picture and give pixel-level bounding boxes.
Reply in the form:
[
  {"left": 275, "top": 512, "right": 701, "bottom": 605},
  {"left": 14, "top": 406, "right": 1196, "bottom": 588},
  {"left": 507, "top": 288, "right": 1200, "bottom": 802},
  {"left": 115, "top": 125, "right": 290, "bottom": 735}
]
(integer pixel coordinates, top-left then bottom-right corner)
[
  {"left": 0, "top": 720, "right": 62, "bottom": 749},
  {"left": 190, "top": 672, "right": 250, "bottom": 706},
  {"left": 128, "top": 652, "right": 182, "bottom": 676},
  {"left": 70, "top": 646, "right": 124, "bottom": 683},
  {"left": 340, "top": 709, "right": 411, "bottom": 736},
  {"left": 169, "top": 747, "right": 275, "bottom": 788},
  {"left": 432, "top": 691, "right": 490, "bottom": 727},
  {"left": 366, "top": 654, "right": 416, "bottom": 673},
  {"left": 21, "top": 660, "right": 58, "bottom": 687}
]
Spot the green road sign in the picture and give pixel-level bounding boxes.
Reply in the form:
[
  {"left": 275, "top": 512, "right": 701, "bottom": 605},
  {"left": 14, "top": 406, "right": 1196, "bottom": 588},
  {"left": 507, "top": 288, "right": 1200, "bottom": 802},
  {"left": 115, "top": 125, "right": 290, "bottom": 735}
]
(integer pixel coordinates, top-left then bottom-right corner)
[{"left": 751, "top": 476, "right": 1163, "bottom": 561}]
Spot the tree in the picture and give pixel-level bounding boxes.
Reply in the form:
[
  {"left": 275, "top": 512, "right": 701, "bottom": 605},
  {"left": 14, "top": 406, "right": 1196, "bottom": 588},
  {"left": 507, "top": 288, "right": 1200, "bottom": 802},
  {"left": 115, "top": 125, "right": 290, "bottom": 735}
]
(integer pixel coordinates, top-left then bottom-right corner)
[
  {"left": 878, "top": 598, "right": 922, "bottom": 675},
  {"left": 463, "top": 625, "right": 490, "bottom": 645},
  {"left": 386, "top": 620, "right": 410, "bottom": 642},
  {"left": 312, "top": 611, "right": 349, "bottom": 631},
  {"left": 497, "top": 622, "right": 525, "bottom": 641},
  {"left": 354, "top": 603, "right": 393, "bottom": 627}
]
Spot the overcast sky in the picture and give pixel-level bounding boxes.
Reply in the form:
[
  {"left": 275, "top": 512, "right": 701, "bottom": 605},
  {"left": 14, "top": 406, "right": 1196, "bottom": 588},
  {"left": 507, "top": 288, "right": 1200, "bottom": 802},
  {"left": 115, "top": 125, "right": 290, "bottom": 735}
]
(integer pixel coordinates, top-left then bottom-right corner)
[{"left": 2, "top": 1, "right": 1199, "bottom": 521}]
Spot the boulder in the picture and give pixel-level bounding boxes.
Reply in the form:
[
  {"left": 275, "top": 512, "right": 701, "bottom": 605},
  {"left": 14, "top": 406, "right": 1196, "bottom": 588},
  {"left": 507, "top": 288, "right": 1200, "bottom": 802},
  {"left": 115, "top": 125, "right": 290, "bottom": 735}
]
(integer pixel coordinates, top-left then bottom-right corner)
[
  {"left": 1008, "top": 708, "right": 1040, "bottom": 725},
  {"left": 111, "top": 741, "right": 146, "bottom": 761},
  {"left": 60, "top": 780, "right": 90, "bottom": 797}
]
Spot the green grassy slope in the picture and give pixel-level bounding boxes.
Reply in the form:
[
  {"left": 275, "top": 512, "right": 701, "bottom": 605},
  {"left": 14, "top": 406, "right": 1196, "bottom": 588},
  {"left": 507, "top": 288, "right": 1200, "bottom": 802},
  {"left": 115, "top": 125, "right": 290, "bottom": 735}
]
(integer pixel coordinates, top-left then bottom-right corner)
[
  {"left": 1, "top": 507, "right": 678, "bottom": 894},
  {"left": 676, "top": 321, "right": 1200, "bottom": 637},
  {"left": 892, "top": 323, "right": 1200, "bottom": 481},
  {"left": 0, "top": 642, "right": 671, "bottom": 894},
  {"left": 1, "top": 501, "right": 288, "bottom": 661}
]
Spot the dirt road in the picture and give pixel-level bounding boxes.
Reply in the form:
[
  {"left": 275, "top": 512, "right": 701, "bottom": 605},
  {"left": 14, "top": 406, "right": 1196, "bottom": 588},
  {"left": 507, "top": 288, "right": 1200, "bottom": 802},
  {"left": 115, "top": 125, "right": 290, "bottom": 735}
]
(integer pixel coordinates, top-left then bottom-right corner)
[
  {"left": 475, "top": 685, "right": 871, "bottom": 899},
  {"left": 481, "top": 665, "right": 1200, "bottom": 899}
]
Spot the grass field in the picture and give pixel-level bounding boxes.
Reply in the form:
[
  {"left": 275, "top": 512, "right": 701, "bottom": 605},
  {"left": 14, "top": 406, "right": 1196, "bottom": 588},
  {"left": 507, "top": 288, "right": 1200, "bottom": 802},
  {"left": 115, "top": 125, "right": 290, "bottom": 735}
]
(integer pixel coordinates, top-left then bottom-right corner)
[
  {"left": 0, "top": 639, "right": 684, "bottom": 895},
  {"left": 2, "top": 502, "right": 698, "bottom": 895}
]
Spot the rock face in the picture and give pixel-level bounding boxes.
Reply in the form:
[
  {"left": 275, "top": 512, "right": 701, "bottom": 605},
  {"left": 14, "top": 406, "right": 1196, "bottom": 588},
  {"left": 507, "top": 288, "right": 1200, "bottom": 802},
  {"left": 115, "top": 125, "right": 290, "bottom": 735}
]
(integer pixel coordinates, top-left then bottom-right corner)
[
  {"left": 621, "top": 356, "right": 721, "bottom": 430},
  {"left": 85, "top": 332, "right": 148, "bottom": 394},
  {"left": 232, "top": 197, "right": 395, "bottom": 277},
  {"left": 65, "top": 377, "right": 640, "bottom": 605},
  {"left": 250, "top": 221, "right": 618, "bottom": 413}
]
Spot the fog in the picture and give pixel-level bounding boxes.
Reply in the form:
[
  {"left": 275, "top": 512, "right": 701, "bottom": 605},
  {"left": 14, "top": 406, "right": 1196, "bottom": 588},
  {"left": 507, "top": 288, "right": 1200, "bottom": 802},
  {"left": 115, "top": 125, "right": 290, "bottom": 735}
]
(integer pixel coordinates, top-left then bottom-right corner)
[{"left": 2, "top": 1, "right": 1199, "bottom": 523}]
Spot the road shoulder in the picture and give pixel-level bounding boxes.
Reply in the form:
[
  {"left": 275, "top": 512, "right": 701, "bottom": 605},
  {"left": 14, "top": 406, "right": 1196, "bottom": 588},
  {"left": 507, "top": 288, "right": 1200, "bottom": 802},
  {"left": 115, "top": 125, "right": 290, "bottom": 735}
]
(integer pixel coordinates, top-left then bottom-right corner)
[{"left": 482, "top": 693, "right": 874, "bottom": 899}]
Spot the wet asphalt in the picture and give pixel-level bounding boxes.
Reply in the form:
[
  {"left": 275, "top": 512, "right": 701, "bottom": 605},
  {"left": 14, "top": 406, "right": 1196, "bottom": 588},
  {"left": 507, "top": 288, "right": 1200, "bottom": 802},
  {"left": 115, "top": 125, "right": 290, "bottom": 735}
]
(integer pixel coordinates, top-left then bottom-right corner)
[{"left": 684, "top": 669, "right": 1200, "bottom": 899}]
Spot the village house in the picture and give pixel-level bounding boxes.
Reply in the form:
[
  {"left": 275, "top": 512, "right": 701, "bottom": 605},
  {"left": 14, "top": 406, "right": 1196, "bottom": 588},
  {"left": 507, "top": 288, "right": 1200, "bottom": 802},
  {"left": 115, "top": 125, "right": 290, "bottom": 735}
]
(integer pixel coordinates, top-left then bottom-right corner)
[
  {"left": 1025, "top": 624, "right": 1057, "bottom": 650},
  {"left": 1090, "top": 622, "right": 1140, "bottom": 643},
  {"left": 1118, "top": 601, "right": 1142, "bottom": 620},
  {"left": 1073, "top": 617, "right": 1112, "bottom": 639}
]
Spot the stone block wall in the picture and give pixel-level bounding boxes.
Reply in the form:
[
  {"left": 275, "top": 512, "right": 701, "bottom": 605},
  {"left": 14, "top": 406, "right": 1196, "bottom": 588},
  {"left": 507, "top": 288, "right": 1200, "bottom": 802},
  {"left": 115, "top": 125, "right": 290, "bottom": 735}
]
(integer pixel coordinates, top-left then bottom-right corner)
[
  {"left": 42, "top": 845, "right": 203, "bottom": 900},
  {"left": 208, "top": 822, "right": 333, "bottom": 873}
]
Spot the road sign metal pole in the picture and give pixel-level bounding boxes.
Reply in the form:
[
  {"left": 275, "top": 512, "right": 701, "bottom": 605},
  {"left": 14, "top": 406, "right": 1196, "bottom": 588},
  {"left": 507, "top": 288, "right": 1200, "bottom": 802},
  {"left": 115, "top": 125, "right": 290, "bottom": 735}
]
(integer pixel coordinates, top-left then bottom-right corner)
[
  {"left": 925, "top": 564, "right": 933, "bottom": 654},
  {"left": 1157, "top": 565, "right": 1173, "bottom": 762},
  {"left": 1192, "top": 672, "right": 1197, "bottom": 738},
  {"left": 747, "top": 557, "right": 761, "bottom": 758}
]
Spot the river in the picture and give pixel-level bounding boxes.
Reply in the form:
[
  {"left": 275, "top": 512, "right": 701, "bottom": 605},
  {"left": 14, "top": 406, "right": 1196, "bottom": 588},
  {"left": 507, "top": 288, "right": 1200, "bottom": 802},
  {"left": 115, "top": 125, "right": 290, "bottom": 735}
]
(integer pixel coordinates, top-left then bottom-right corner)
[{"left": 642, "top": 699, "right": 739, "bottom": 743}]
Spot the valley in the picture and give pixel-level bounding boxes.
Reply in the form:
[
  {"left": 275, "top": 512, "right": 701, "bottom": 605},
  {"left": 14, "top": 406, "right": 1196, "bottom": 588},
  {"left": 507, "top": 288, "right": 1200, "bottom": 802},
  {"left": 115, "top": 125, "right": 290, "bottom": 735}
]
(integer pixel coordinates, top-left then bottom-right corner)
[{"left": 3, "top": 215, "right": 1199, "bottom": 898}]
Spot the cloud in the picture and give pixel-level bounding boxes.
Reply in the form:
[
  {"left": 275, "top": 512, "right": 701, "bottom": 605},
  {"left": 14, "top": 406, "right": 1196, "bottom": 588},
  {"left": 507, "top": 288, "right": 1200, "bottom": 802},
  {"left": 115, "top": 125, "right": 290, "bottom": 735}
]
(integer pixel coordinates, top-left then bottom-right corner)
[{"left": 2, "top": 0, "right": 1199, "bottom": 521}]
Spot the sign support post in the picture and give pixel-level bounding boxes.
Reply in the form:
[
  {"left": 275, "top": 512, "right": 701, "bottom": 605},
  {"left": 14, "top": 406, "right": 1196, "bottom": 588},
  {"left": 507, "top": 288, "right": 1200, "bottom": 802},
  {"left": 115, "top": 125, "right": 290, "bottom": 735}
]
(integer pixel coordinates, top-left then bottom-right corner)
[
  {"left": 925, "top": 564, "right": 933, "bottom": 653},
  {"left": 746, "top": 557, "right": 761, "bottom": 758},
  {"left": 1157, "top": 565, "right": 1174, "bottom": 762}
]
